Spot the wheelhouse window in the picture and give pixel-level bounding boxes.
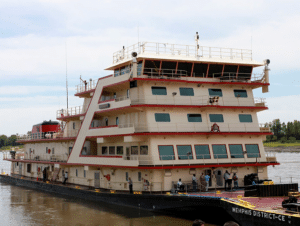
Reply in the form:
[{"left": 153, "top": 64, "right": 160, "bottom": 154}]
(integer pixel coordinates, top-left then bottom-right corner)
[
  {"left": 155, "top": 113, "right": 170, "bottom": 122},
  {"left": 179, "top": 87, "right": 194, "bottom": 96},
  {"left": 195, "top": 145, "right": 211, "bottom": 159},
  {"left": 158, "top": 146, "right": 175, "bottom": 160},
  {"left": 209, "top": 114, "right": 224, "bottom": 122},
  {"left": 239, "top": 114, "right": 253, "bottom": 123},
  {"left": 212, "top": 145, "right": 228, "bottom": 159},
  {"left": 117, "top": 146, "right": 123, "bottom": 155},
  {"left": 245, "top": 144, "right": 260, "bottom": 158},
  {"left": 187, "top": 114, "right": 202, "bottom": 122},
  {"left": 229, "top": 144, "right": 244, "bottom": 158},
  {"left": 102, "top": 146, "right": 108, "bottom": 155},
  {"left": 234, "top": 90, "right": 247, "bottom": 98},
  {"left": 140, "top": 146, "right": 148, "bottom": 155},
  {"left": 152, "top": 87, "right": 167, "bottom": 95},
  {"left": 137, "top": 61, "right": 143, "bottom": 76},
  {"left": 177, "top": 145, "right": 193, "bottom": 160},
  {"left": 116, "top": 117, "right": 119, "bottom": 125},
  {"left": 209, "top": 89, "right": 223, "bottom": 97},
  {"left": 109, "top": 146, "right": 115, "bottom": 155},
  {"left": 131, "top": 146, "right": 138, "bottom": 155}
]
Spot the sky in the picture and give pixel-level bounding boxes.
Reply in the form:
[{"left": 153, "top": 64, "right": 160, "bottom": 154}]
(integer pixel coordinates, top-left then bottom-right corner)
[{"left": 1, "top": 0, "right": 300, "bottom": 136}]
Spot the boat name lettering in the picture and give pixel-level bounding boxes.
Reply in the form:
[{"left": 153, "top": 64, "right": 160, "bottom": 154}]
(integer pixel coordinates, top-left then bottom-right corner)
[{"left": 232, "top": 207, "right": 286, "bottom": 221}]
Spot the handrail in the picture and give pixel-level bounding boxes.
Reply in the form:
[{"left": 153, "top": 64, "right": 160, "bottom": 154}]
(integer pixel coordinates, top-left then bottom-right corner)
[
  {"left": 75, "top": 79, "right": 97, "bottom": 94},
  {"left": 17, "top": 130, "right": 79, "bottom": 141},
  {"left": 113, "top": 42, "right": 253, "bottom": 64},
  {"left": 57, "top": 106, "right": 85, "bottom": 118}
]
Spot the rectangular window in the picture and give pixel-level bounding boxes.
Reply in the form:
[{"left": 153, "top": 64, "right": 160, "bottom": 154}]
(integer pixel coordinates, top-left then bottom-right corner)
[
  {"left": 155, "top": 113, "right": 170, "bottom": 122},
  {"left": 126, "top": 172, "right": 129, "bottom": 181},
  {"left": 109, "top": 146, "right": 115, "bottom": 155},
  {"left": 76, "top": 169, "right": 78, "bottom": 177},
  {"left": 152, "top": 87, "right": 167, "bottom": 95},
  {"left": 239, "top": 114, "right": 253, "bottom": 123},
  {"left": 69, "top": 147, "right": 72, "bottom": 155},
  {"left": 114, "top": 69, "right": 120, "bottom": 77},
  {"left": 27, "top": 164, "right": 31, "bottom": 173},
  {"left": 138, "top": 172, "right": 142, "bottom": 181},
  {"left": 102, "top": 146, "right": 108, "bottom": 155},
  {"left": 234, "top": 90, "right": 247, "bottom": 98},
  {"left": 229, "top": 144, "right": 244, "bottom": 158},
  {"left": 46, "top": 147, "right": 48, "bottom": 154},
  {"left": 179, "top": 87, "right": 194, "bottom": 96},
  {"left": 245, "top": 144, "right": 260, "bottom": 158},
  {"left": 73, "top": 122, "right": 76, "bottom": 130},
  {"left": 158, "top": 146, "right": 175, "bottom": 160},
  {"left": 117, "top": 146, "right": 123, "bottom": 155},
  {"left": 140, "top": 146, "right": 148, "bottom": 155},
  {"left": 209, "top": 89, "right": 223, "bottom": 97},
  {"left": 137, "top": 61, "right": 143, "bottom": 76},
  {"left": 212, "top": 145, "right": 228, "bottom": 159},
  {"left": 187, "top": 114, "right": 202, "bottom": 122},
  {"left": 177, "top": 145, "right": 193, "bottom": 160},
  {"left": 131, "top": 146, "right": 138, "bottom": 155},
  {"left": 195, "top": 145, "right": 211, "bottom": 159},
  {"left": 84, "top": 170, "right": 86, "bottom": 178},
  {"left": 209, "top": 114, "right": 224, "bottom": 122},
  {"left": 52, "top": 148, "right": 55, "bottom": 154}
]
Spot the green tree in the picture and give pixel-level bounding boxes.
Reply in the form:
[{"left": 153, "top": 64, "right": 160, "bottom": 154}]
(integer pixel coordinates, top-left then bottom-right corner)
[{"left": 0, "top": 135, "right": 8, "bottom": 148}]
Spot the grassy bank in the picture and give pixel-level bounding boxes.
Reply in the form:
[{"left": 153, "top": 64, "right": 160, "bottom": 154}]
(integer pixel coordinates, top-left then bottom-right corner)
[
  {"left": 0, "top": 145, "right": 23, "bottom": 151},
  {"left": 264, "top": 142, "right": 300, "bottom": 147}
]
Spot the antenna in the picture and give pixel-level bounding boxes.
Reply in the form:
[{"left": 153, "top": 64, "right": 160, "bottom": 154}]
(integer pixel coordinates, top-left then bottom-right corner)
[
  {"left": 195, "top": 32, "right": 199, "bottom": 56},
  {"left": 65, "top": 41, "right": 68, "bottom": 110}
]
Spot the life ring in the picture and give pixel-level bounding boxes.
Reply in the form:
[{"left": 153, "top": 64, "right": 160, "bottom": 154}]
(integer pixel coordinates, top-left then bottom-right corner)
[
  {"left": 38, "top": 167, "right": 41, "bottom": 172},
  {"left": 48, "top": 149, "right": 51, "bottom": 154},
  {"left": 104, "top": 174, "right": 111, "bottom": 181}
]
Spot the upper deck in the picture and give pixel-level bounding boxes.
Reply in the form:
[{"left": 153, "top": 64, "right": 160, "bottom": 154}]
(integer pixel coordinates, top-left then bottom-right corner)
[{"left": 106, "top": 42, "right": 262, "bottom": 70}]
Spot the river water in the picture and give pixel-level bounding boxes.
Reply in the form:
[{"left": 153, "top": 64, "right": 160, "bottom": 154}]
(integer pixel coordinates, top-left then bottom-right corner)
[{"left": 0, "top": 152, "right": 298, "bottom": 226}]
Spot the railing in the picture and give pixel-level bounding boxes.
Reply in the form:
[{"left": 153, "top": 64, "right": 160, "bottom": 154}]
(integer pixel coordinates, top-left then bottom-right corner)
[
  {"left": 17, "top": 130, "right": 78, "bottom": 141},
  {"left": 132, "top": 95, "right": 265, "bottom": 107},
  {"left": 23, "top": 154, "right": 68, "bottom": 162},
  {"left": 57, "top": 106, "right": 85, "bottom": 118},
  {"left": 107, "top": 181, "right": 162, "bottom": 193},
  {"left": 115, "top": 96, "right": 130, "bottom": 102},
  {"left": 75, "top": 79, "right": 97, "bottom": 94},
  {"left": 113, "top": 42, "right": 252, "bottom": 64},
  {"left": 134, "top": 123, "right": 261, "bottom": 133}
]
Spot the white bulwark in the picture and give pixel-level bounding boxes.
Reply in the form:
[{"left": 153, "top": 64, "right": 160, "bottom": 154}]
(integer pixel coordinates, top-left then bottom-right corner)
[{"left": 10, "top": 40, "right": 277, "bottom": 192}]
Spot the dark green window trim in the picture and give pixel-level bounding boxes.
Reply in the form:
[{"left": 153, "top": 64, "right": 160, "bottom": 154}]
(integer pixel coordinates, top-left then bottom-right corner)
[
  {"left": 229, "top": 144, "right": 244, "bottom": 158},
  {"left": 234, "top": 89, "right": 247, "bottom": 98},
  {"left": 179, "top": 87, "right": 194, "bottom": 96},
  {"left": 245, "top": 144, "right": 260, "bottom": 158},
  {"left": 155, "top": 113, "right": 170, "bottom": 122},
  {"left": 177, "top": 145, "right": 193, "bottom": 160},
  {"left": 209, "top": 114, "right": 224, "bottom": 122},
  {"left": 212, "top": 145, "right": 228, "bottom": 159},
  {"left": 158, "top": 146, "right": 175, "bottom": 160},
  {"left": 187, "top": 114, "right": 202, "bottom": 122},
  {"left": 239, "top": 114, "right": 252, "bottom": 123},
  {"left": 209, "top": 89, "right": 223, "bottom": 97},
  {"left": 195, "top": 145, "right": 211, "bottom": 159},
  {"left": 152, "top": 87, "right": 167, "bottom": 95}
]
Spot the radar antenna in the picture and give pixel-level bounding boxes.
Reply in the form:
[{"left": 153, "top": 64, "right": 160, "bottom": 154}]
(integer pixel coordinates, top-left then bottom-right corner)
[{"left": 195, "top": 32, "right": 200, "bottom": 56}]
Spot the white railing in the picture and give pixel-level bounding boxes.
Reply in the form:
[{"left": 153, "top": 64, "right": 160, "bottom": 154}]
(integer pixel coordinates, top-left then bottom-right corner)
[
  {"left": 131, "top": 96, "right": 264, "bottom": 107},
  {"left": 23, "top": 154, "right": 68, "bottom": 162},
  {"left": 134, "top": 123, "right": 260, "bottom": 133},
  {"left": 75, "top": 79, "right": 97, "bottom": 94},
  {"left": 115, "top": 96, "right": 130, "bottom": 102},
  {"left": 17, "top": 130, "right": 78, "bottom": 141},
  {"left": 57, "top": 106, "right": 85, "bottom": 118},
  {"left": 113, "top": 42, "right": 252, "bottom": 64}
]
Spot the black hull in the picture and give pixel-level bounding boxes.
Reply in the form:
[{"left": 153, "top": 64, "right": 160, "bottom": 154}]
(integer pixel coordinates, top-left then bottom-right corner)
[{"left": 1, "top": 175, "right": 299, "bottom": 226}]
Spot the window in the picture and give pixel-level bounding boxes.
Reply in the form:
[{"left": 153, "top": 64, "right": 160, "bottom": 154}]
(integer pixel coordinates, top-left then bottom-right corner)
[
  {"left": 209, "top": 114, "right": 224, "bottom": 122},
  {"left": 117, "top": 146, "right": 123, "bottom": 155},
  {"left": 116, "top": 117, "right": 119, "bottom": 125},
  {"left": 177, "top": 145, "right": 193, "bottom": 160},
  {"left": 245, "top": 144, "right": 260, "bottom": 158},
  {"left": 137, "top": 61, "right": 143, "bottom": 76},
  {"left": 138, "top": 172, "right": 142, "bottom": 181},
  {"left": 212, "top": 145, "right": 228, "bottom": 159},
  {"left": 187, "top": 114, "right": 202, "bottom": 122},
  {"left": 126, "top": 172, "right": 129, "bottom": 181},
  {"left": 114, "top": 69, "right": 120, "bottom": 77},
  {"left": 27, "top": 164, "right": 31, "bottom": 173},
  {"left": 239, "top": 114, "right": 253, "bottom": 123},
  {"left": 73, "top": 122, "right": 76, "bottom": 130},
  {"left": 46, "top": 147, "right": 48, "bottom": 154},
  {"left": 127, "top": 89, "right": 130, "bottom": 98},
  {"left": 76, "top": 169, "right": 78, "bottom": 177},
  {"left": 152, "top": 87, "right": 167, "bottom": 95},
  {"left": 131, "top": 146, "right": 138, "bottom": 155},
  {"left": 140, "top": 146, "right": 148, "bottom": 155},
  {"left": 69, "top": 147, "right": 72, "bottom": 155},
  {"left": 234, "top": 90, "right": 247, "bottom": 98},
  {"left": 158, "top": 146, "right": 175, "bottom": 160},
  {"left": 113, "top": 92, "right": 117, "bottom": 99},
  {"left": 155, "top": 113, "right": 170, "bottom": 122},
  {"left": 109, "top": 146, "right": 115, "bottom": 155},
  {"left": 52, "top": 148, "right": 55, "bottom": 154},
  {"left": 229, "top": 144, "right": 244, "bottom": 158},
  {"left": 209, "top": 89, "right": 223, "bottom": 97},
  {"left": 84, "top": 170, "right": 86, "bottom": 178},
  {"left": 102, "top": 146, "right": 108, "bottom": 155},
  {"left": 105, "top": 118, "right": 108, "bottom": 126},
  {"left": 179, "top": 87, "right": 194, "bottom": 96},
  {"left": 195, "top": 145, "right": 211, "bottom": 159}
]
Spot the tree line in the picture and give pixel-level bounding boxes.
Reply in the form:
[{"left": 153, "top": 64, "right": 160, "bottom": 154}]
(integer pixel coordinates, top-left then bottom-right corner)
[
  {"left": 0, "top": 135, "right": 18, "bottom": 149},
  {"left": 265, "top": 119, "right": 300, "bottom": 143}
]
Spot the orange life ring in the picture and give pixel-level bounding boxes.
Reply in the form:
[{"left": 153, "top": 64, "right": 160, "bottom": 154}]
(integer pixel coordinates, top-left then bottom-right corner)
[{"left": 104, "top": 174, "right": 111, "bottom": 181}]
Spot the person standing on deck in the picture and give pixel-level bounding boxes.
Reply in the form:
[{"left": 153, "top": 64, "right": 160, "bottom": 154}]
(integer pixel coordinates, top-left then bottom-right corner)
[
  {"left": 200, "top": 173, "right": 205, "bottom": 192},
  {"left": 204, "top": 174, "right": 210, "bottom": 191},
  {"left": 42, "top": 168, "right": 47, "bottom": 182},
  {"left": 224, "top": 170, "right": 230, "bottom": 191},
  {"left": 128, "top": 177, "right": 133, "bottom": 194},
  {"left": 233, "top": 173, "right": 239, "bottom": 190},
  {"left": 63, "top": 171, "right": 68, "bottom": 185},
  {"left": 192, "top": 174, "right": 197, "bottom": 192}
]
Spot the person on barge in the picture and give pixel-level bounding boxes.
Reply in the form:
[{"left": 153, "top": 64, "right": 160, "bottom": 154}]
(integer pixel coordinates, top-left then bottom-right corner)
[
  {"left": 128, "top": 177, "right": 133, "bottom": 194},
  {"left": 224, "top": 170, "right": 231, "bottom": 191}
]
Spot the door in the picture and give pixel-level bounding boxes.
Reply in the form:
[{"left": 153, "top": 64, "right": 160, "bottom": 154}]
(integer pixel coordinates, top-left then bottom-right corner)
[
  {"left": 215, "top": 169, "right": 223, "bottom": 187},
  {"left": 19, "top": 163, "right": 22, "bottom": 175},
  {"left": 94, "top": 171, "right": 100, "bottom": 188}
]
